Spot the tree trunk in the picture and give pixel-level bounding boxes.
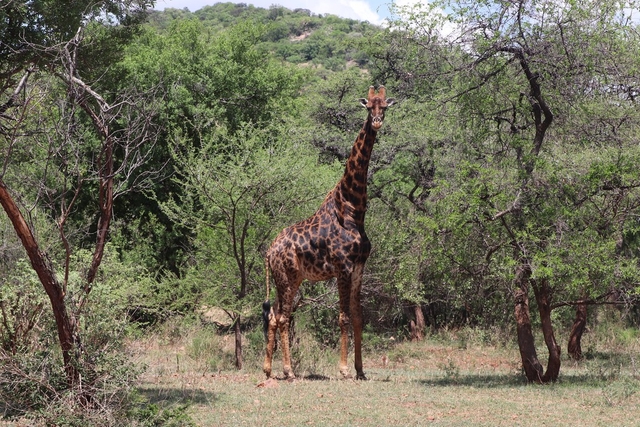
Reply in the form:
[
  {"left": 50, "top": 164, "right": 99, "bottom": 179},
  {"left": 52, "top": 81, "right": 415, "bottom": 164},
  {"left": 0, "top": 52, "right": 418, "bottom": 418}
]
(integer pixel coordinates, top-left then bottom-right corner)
[
  {"left": 532, "top": 279, "right": 560, "bottom": 382},
  {"left": 0, "top": 180, "right": 81, "bottom": 386},
  {"left": 502, "top": 42, "right": 555, "bottom": 385},
  {"left": 234, "top": 315, "right": 243, "bottom": 370},
  {"left": 410, "top": 304, "right": 425, "bottom": 341},
  {"left": 513, "top": 263, "right": 544, "bottom": 383},
  {"left": 568, "top": 301, "right": 587, "bottom": 360}
]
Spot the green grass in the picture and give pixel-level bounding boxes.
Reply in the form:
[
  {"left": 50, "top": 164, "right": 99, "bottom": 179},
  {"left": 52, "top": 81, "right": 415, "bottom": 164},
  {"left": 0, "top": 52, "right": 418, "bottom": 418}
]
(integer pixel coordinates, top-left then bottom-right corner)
[{"left": 130, "top": 327, "right": 640, "bottom": 426}]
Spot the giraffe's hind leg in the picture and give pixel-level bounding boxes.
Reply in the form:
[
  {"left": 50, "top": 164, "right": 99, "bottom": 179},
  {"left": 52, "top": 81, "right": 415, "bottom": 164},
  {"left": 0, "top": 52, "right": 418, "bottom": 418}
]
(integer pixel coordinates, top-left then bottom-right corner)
[
  {"left": 277, "top": 311, "right": 296, "bottom": 379},
  {"left": 277, "top": 280, "right": 301, "bottom": 379},
  {"left": 268, "top": 270, "right": 300, "bottom": 380}
]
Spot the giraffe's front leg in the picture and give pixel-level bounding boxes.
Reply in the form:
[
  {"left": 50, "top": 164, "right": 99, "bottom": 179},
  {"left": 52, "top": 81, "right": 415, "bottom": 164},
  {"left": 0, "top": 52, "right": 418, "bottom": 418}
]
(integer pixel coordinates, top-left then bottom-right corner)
[
  {"left": 337, "top": 275, "right": 352, "bottom": 378},
  {"left": 338, "top": 311, "right": 351, "bottom": 378},
  {"left": 263, "top": 308, "right": 278, "bottom": 378}
]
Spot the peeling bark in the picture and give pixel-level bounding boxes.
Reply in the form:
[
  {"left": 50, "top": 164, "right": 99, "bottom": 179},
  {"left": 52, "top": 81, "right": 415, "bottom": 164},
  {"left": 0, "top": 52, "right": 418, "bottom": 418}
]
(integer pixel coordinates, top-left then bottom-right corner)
[
  {"left": 532, "top": 279, "right": 560, "bottom": 382},
  {"left": 410, "top": 305, "right": 425, "bottom": 341},
  {"left": 568, "top": 302, "right": 587, "bottom": 360},
  {"left": 513, "top": 264, "right": 543, "bottom": 383}
]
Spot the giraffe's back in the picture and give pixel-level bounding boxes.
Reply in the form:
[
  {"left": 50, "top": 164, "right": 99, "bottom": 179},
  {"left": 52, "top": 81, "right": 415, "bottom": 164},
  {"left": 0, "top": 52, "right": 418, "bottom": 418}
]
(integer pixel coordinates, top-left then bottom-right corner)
[{"left": 267, "top": 202, "right": 370, "bottom": 283}]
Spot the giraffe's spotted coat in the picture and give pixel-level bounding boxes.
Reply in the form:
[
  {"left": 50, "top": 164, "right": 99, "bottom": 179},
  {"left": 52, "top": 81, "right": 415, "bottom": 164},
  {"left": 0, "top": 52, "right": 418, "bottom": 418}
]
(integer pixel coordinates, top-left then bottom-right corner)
[{"left": 263, "top": 86, "right": 395, "bottom": 380}]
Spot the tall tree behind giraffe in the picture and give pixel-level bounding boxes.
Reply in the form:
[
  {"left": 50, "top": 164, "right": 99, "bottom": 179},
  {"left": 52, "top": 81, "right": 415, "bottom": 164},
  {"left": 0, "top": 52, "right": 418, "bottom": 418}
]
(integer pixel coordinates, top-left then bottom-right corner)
[{"left": 263, "top": 86, "right": 395, "bottom": 380}]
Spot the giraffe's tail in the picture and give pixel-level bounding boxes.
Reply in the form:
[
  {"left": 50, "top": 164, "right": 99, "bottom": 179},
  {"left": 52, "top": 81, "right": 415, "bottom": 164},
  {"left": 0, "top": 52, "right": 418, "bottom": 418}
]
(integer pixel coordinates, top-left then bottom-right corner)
[{"left": 262, "top": 257, "right": 271, "bottom": 341}]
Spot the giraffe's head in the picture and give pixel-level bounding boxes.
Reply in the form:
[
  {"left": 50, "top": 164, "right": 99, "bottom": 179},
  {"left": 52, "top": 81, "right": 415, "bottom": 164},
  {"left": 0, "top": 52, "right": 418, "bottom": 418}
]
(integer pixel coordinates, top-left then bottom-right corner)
[{"left": 359, "top": 86, "right": 395, "bottom": 131}]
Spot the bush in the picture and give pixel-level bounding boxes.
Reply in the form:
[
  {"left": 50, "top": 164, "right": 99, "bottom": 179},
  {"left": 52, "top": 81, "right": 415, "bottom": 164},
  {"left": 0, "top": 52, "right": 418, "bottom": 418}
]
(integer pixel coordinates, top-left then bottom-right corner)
[
  {"left": 187, "top": 327, "right": 235, "bottom": 372},
  {"left": 0, "top": 244, "right": 192, "bottom": 425},
  {"left": 0, "top": 258, "right": 47, "bottom": 354},
  {"left": 0, "top": 323, "right": 144, "bottom": 425}
]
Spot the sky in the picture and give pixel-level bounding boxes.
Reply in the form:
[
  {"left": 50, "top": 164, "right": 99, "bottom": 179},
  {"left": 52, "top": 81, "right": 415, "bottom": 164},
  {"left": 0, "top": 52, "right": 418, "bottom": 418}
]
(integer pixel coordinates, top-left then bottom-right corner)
[{"left": 153, "top": 0, "right": 421, "bottom": 26}]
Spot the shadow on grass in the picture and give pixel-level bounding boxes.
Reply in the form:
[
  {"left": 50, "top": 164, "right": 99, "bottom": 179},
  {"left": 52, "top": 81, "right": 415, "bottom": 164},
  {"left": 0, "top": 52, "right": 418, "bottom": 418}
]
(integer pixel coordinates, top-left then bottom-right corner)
[
  {"left": 417, "top": 372, "right": 637, "bottom": 388},
  {"left": 583, "top": 350, "right": 633, "bottom": 364},
  {"left": 138, "top": 386, "right": 218, "bottom": 406},
  {"left": 302, "top": 373, "right": 331, "bottom": 381},
  {"left": 418, "top": 374, "right": 526, "bottom": 388}
]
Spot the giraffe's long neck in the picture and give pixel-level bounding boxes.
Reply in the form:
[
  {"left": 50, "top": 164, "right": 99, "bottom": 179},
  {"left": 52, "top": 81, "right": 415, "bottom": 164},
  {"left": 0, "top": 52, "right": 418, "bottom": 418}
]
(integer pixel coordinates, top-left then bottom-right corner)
[{"left": 335, "top": 115, "right": 377, "bottom": 229}]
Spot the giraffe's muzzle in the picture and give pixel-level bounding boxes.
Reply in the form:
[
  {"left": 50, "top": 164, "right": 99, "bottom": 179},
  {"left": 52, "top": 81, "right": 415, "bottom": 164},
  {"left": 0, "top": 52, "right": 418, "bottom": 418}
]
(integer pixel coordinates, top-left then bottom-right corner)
[{"left": 372, "top": 116, "right": 384, "bottom": 130}]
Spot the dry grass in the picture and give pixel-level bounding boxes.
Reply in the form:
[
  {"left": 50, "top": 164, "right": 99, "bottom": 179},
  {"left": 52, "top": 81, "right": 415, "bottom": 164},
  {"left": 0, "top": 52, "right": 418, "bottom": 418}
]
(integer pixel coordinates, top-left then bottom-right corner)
[{"left": 130, "top": 326, "right": 640, "bottom": 426}]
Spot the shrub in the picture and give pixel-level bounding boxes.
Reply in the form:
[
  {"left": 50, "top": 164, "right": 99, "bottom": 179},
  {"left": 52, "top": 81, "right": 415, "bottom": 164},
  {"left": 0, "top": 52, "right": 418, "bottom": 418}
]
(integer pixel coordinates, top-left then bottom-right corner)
[{"left": 0, "top": 244, "right": 192, "bottom": 425}]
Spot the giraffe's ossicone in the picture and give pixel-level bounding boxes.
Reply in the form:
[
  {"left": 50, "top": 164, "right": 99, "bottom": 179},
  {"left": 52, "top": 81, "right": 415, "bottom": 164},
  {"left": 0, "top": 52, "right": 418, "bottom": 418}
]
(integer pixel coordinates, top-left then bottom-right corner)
[{"left": 263, "top": 86, "right": 395, "bottom": 380}]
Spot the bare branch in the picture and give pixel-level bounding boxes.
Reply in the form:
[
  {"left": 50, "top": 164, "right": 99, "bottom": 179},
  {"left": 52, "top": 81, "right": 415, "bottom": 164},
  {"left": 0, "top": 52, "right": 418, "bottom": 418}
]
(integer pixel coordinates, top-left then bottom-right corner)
[
  {"left": 0, "top": 66, "right": 34, "bottom": 117},
  {"left": 550, "top": 291, "right": 623, "bottom": 310}
]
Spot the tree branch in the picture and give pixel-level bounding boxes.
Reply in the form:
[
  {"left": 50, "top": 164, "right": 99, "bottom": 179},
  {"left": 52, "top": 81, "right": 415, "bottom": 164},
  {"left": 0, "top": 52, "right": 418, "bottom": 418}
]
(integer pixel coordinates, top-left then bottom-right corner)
[
  {"left": 0, "top": 66, "right": 34, "bottom": 117},
  {"left": 550, "top": 291, "right": 622, "bottom": 310}
]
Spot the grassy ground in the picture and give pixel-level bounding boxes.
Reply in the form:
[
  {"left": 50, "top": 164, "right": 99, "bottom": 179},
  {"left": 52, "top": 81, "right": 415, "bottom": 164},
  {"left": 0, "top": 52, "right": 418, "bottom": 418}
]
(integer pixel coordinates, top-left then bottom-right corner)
[{"left": 132, "top": 326, "right": 640, "bottom": 426}]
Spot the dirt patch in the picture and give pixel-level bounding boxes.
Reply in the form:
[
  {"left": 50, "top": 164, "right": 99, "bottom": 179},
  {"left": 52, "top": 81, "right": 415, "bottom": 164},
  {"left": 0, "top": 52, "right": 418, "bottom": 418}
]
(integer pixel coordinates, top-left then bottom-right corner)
[
  {"left": 256, "top": 378, "right": 279, "bottom": 389},
  {"left": 199, "top": 306, "right": 230, "bottom": 327},
  {"left": 290, "top": 31, "right": 311, "bottom": 41}
]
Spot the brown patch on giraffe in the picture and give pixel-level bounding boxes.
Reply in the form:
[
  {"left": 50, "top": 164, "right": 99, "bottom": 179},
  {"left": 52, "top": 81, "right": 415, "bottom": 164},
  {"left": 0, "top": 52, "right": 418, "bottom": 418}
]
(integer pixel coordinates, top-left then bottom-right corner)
[{"left": 263, "top": 86, "right": 395, "bottom": 380}]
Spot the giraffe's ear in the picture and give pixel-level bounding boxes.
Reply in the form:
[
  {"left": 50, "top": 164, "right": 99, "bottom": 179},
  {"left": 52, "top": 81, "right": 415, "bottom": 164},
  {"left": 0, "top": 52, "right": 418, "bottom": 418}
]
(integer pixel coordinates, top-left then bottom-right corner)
[
  {"left": 386, "top": 98, "right": 396, "bottom": 106},
  {"left": 359, "top": 98, "right": 368, "bottom": 108}
]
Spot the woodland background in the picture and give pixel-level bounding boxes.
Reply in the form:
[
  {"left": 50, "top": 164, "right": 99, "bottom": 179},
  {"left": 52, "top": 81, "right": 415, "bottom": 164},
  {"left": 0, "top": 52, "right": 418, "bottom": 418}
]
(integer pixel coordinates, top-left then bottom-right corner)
[{"left": 1, "top": 0, "right": 640, "bottom": 424}]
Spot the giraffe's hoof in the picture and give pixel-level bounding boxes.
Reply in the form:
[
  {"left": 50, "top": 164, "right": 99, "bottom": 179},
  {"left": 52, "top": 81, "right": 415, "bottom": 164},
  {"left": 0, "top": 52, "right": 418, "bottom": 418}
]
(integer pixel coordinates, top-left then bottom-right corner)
[
  {"left": 263, "top": 366, "right": 272, "bottom": 379},
  {"left": 356, "top": 372, "right": 367, "bottom": 381},
  {"left": 283, "top": 366, "right": 296, "bottom": 380},
  {"left": 339, "top": 366, "right": 350, "bottom": 379},
  {"left": 340, "top": 371, "right": 354, "bottom": 380}
]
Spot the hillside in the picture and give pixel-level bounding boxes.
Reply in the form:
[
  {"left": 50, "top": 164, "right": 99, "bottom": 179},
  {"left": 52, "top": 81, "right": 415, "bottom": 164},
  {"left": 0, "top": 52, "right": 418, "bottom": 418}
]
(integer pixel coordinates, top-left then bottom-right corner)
[{"left": 148, "top": 2, "right": 383, "bottom": 70}]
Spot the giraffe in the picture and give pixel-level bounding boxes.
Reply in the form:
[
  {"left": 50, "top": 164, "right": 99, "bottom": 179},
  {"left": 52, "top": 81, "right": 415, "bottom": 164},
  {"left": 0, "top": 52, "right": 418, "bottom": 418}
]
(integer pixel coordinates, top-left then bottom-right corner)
[{"left": 263, "top": 86, "right": 395, "bottom": 380}]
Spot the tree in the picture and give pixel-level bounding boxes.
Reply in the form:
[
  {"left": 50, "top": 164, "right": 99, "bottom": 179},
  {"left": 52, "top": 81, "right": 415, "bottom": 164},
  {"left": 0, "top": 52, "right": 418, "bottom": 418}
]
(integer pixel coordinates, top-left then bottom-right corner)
[
  {"left": 119, "top": 18, "right": 306, "bottom": 138},
  {"left": 383, "top": 0, "right": 640, "bottom": 382},
  {"left": 0, "top": 0, "right": 157, "bottom": 393},
  {"left": 162, "top": 123, "right": 339, "bottom": 369},
  {"left": 107, "top": 18, "right": 309, "bottom": 275}
]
